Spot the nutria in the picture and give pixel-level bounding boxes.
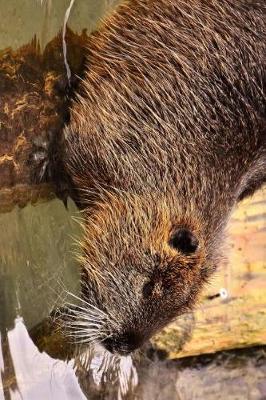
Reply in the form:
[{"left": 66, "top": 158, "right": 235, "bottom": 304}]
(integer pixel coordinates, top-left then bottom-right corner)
[{"left": 61, "top": 0, "right": 266, "bottom": 355}]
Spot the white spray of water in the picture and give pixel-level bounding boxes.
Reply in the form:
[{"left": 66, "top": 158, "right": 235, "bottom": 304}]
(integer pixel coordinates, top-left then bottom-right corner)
[
  {"left": 79, "top": 344, "right": 138, "bottom": 399},
  {"left": 118, "top": 355, "right": 138, "bottom": 400}
]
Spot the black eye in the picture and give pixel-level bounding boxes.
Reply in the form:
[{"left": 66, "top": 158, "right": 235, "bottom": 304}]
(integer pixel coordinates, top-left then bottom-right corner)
[{"left": 169, "top": 228, "right": 199, "bottom": 254}]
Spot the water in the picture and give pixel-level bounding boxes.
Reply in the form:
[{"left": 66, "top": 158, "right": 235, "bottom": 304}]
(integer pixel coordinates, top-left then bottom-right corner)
[
  {"left": 0, "top": 1, "right": 265, "bottom": 399},
  {"left": 0, "top": 0, "right": 120, "bottom": 51},
  {"left": 0, "top": 199, "right": 83, "bottom": 399}
]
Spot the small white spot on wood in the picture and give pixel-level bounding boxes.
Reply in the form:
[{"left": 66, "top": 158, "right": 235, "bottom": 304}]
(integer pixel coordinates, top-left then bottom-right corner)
[{"left": 219, "top": 288, "right": 228, "bottom": 299}]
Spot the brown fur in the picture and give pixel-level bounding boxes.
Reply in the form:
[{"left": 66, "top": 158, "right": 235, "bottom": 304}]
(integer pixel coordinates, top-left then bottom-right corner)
[{"left": 63, "top": 0, "right": 266, "bottom": 354}]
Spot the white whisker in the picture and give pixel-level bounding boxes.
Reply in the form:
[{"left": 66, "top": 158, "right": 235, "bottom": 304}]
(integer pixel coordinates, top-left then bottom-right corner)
[{"left": 66, "top": 291, "right": 109, "bottom": 317}]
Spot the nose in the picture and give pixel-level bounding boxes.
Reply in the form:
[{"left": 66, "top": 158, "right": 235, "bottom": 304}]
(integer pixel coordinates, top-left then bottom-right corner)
[{"left": 102, "top": 331, "right": 144, "bottom": 355}]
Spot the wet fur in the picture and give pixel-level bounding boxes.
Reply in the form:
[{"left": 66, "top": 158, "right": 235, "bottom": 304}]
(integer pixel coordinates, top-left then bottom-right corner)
[{"left": 63, "top": 0, "right": 266, "bottom": 350}]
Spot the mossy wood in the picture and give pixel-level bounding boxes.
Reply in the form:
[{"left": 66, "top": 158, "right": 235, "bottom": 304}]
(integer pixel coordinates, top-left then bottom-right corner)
[{"left": 153, "top": 189, "right": 266, "bottom": 358}]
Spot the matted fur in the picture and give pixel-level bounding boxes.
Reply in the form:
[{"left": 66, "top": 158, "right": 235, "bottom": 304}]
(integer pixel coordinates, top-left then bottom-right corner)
[{"left": 63, "top": 0, "right": 266, "bottom": 352}]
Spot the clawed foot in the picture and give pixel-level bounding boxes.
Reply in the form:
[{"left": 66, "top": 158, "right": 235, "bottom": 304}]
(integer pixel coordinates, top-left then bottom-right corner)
[
  {"left": 28, "top": 130, "right": 71, "bottom": 208},
  {"left": 29, "top": 135, "right": 51, "bottom": 182},
  {"left": 29, "top": 132, "right": 55, "bottom": 183}
]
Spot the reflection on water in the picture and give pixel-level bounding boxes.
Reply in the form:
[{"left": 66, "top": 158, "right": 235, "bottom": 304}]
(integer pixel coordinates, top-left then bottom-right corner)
[
  {"left": 0, "top": 199, "right": 80, "bottom": 331},
  {"left": 77, "top": 344, "right": 138, "bottom": 400},
  {"left": 0, "top": 318, "right": 139, "bottom": 400},
  {"left": 0, "top": 198, "right": 82, "bottom": 399},
  {"left": 0, "top": 317, "right": 86, "bottom": 400},
  {"left": 0, "top": 0, "right": 120, "bottom": 50}
]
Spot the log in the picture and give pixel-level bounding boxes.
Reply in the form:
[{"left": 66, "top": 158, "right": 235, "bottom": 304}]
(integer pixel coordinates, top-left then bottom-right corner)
[{"left": 0, "top": 29, "right": 88, "bottom": 213}]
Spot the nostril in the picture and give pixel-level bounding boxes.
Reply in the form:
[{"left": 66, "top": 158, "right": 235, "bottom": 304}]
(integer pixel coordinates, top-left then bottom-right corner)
[
  {"left": 117, "top": 330, "right": 144, "bottom": 354},
  {"left": 102, "top": 331, "right": 144, "bottom": 355},
  {"left": 122, "top": 330, "right": 143, "bottom": 350}
]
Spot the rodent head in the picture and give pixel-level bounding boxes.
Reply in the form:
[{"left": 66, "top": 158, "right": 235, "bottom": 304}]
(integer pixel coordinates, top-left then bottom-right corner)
[{"left": 73, "top": 192, "right": 216, "bottom": 356}]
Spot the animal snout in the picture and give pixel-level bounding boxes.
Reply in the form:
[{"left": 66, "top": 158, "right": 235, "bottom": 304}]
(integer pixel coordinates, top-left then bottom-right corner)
[{"left": 102, "top": 330, "right": 144, "bottom": 355}]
